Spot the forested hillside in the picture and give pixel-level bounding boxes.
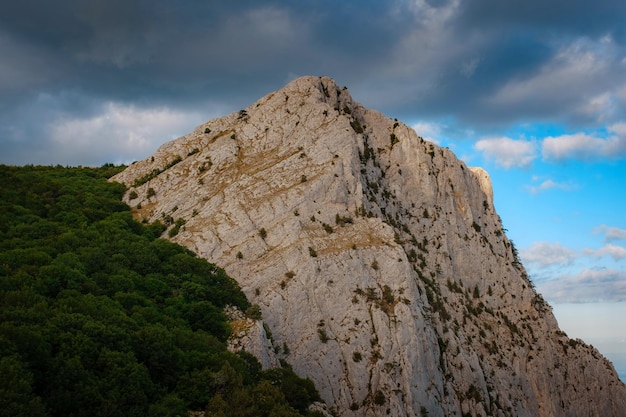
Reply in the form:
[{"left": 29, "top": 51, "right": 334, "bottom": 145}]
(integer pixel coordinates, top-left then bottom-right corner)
[{"left": 0, "top": 165, "right": 320, "bottom": 417}]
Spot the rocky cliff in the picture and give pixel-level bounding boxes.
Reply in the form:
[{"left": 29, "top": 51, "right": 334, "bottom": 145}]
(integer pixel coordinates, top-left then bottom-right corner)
[{"left": 112, "top": 76, "right": 626, "bottom": 417}]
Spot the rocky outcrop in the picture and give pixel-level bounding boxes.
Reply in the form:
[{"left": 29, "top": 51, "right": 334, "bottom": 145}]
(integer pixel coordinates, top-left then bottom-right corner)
[
  {"left": 224, "top": 306, "right": 280, "bottom": 369},
  {"left": 112, "top": 76, "right": 626, "bottom": 417}
]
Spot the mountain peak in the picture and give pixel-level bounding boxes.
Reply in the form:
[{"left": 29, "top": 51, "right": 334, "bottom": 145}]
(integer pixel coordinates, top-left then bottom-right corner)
[
  {"left": 270, "top": 75, "right": 350, "bottom": 103},
  {"left": 113, "top": 77, "right": 626, "bottom": 416}
]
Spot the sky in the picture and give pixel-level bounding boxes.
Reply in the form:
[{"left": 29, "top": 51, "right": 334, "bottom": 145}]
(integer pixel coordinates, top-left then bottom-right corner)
[{"left": 1, "top": 0, "right": 625, "bottom": 380}]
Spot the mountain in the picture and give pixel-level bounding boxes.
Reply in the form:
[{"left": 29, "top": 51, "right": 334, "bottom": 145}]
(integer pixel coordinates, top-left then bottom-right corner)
[{"left": 112, "top": 76, "right": 626, "bottom": 417}]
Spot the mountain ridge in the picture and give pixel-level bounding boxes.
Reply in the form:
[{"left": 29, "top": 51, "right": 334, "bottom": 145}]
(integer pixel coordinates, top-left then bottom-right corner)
[{"left": 112, "top": 76, "right": 626, "bottom": 417}]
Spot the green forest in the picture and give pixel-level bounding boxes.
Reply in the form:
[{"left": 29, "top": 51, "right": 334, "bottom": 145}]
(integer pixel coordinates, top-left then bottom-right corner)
[{"left": 0, "top": 165, "right": 320, "bottom": 417}]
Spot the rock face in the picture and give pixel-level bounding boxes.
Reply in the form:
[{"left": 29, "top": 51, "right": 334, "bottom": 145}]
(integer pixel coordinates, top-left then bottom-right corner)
[{"left": 112, "top": 76, "right": 626, "bottom": 417}]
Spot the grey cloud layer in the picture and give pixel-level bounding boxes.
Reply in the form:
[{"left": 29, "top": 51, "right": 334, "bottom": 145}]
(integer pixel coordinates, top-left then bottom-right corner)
[{"left": 1, "top": 0, "right": 625, "bottom": 164}]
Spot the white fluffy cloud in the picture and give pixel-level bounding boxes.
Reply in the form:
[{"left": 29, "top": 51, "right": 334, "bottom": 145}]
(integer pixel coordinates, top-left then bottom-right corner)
[
  {"left": 577, "top": 92, "right": 617, "bottom": 122},
  {"left": 474, "top": 136, "right": 537, "bottom": 168},
  {"left": 541, "top": 122, "right": 626, "bottom": 161},
  {"left": 521, "top": 241, "right": 578, "bottom": 268},
  {"left": 523, "top": 237, "right": 626, "bottom": 302},
  {"left": 537, "top": 268, "right": 626, "bottom": 303},
  {"left": 50, "top": 102, "right": 206, "bottom": 164},
  {"left": 594, "top": 225, "right": 626, "bottom": 242},
  {"left": 525, "top": 178, "right": 577, "bottom": 194},
  {"left": 411, "top": 121, "right": 443, "bottom": 144},
  {"left": 584, "top": 243, "right": 626, "bottom": 261}
]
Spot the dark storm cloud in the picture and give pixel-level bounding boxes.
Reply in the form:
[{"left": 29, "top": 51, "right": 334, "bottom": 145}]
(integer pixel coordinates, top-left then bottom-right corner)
[
  {"left": 381, "top": 34, "right": 556, "bottom": 122},
  {"left": 0, "top": 1, "right": 396, "bottom": 105},
  {"left": 377, "top": 0, "right": 626, "bottom": 125},
  {"left": 1, "top": 0, "right": 625, "bottom": 164},
  {"left": 455, "top": 0, "right": 626, "bottom": 40}
]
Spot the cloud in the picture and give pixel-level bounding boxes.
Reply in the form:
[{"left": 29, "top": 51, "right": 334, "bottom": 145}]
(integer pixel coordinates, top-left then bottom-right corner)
[
  {"left": 577, "top": 92, "right": 618, "bottom": 122},
  {"left": 584, "top": 244, "right": 626, "bottom": 261},
  {"left": 525, "top": 179, "right": 577, "bottom": 194},
  {"left": 523, "top": 238, "right": 626, "bottom": 302},
  {"left": 594, "top": 225, "right": 626, "bottom": 242},
  {"left": 2, "top": 1, "right": 626, "bottom": 165},
  {"left": 490, "top": 40, "right": 606, "bottom": 104},
  {"left": 537, "top": 268, "right": 626, "bottom": 303},
  {"left": 474, "top": 137, "right": 537, "bottom": 168},
  {"left": 48, "top": 102, "right": 206, "bottom": 165},
  {"left": 70, "top": 2, "right": 163, "bottom": 68},
  {"left": 460, "top": 57, "right": 481, "bottom": 78},
  {"left": 521, "top": 241, "right": 579, "bottom": 268},
  {"left": 173, "top": 6, "right": 311, "bottom": 72},
  {"left": 0, "top": 30, "right": 65, "bottom": 94},
  {"left": 485, "top": 36, "right": 626, "bottom": 124},
  {"left": 366, "top": 1, "right": 466, "bottom": 103},
  {"left": 541, "top": 122, "right": 626, "bottom": 161},
  {"left": 455, "top": 0, "right": 626, "bottom": 37},
  {"left": 411, "top": 121, "right": 443, "bottom": 144}
]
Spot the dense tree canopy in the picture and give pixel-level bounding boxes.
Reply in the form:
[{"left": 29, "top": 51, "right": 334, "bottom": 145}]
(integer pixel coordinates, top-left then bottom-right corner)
[{"left": 0, "top": 165, "right": 320, "bottom": 417}]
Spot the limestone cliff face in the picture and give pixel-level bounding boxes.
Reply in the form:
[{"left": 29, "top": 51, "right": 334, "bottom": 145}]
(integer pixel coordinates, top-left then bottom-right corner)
[{"left": 112, "top": 76, "right": 626, "bottom": 417}]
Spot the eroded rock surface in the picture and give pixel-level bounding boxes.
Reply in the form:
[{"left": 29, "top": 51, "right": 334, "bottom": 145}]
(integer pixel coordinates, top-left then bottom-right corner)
[{"left": 113, "top": 76, "right": 626, "bottom": 417}]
